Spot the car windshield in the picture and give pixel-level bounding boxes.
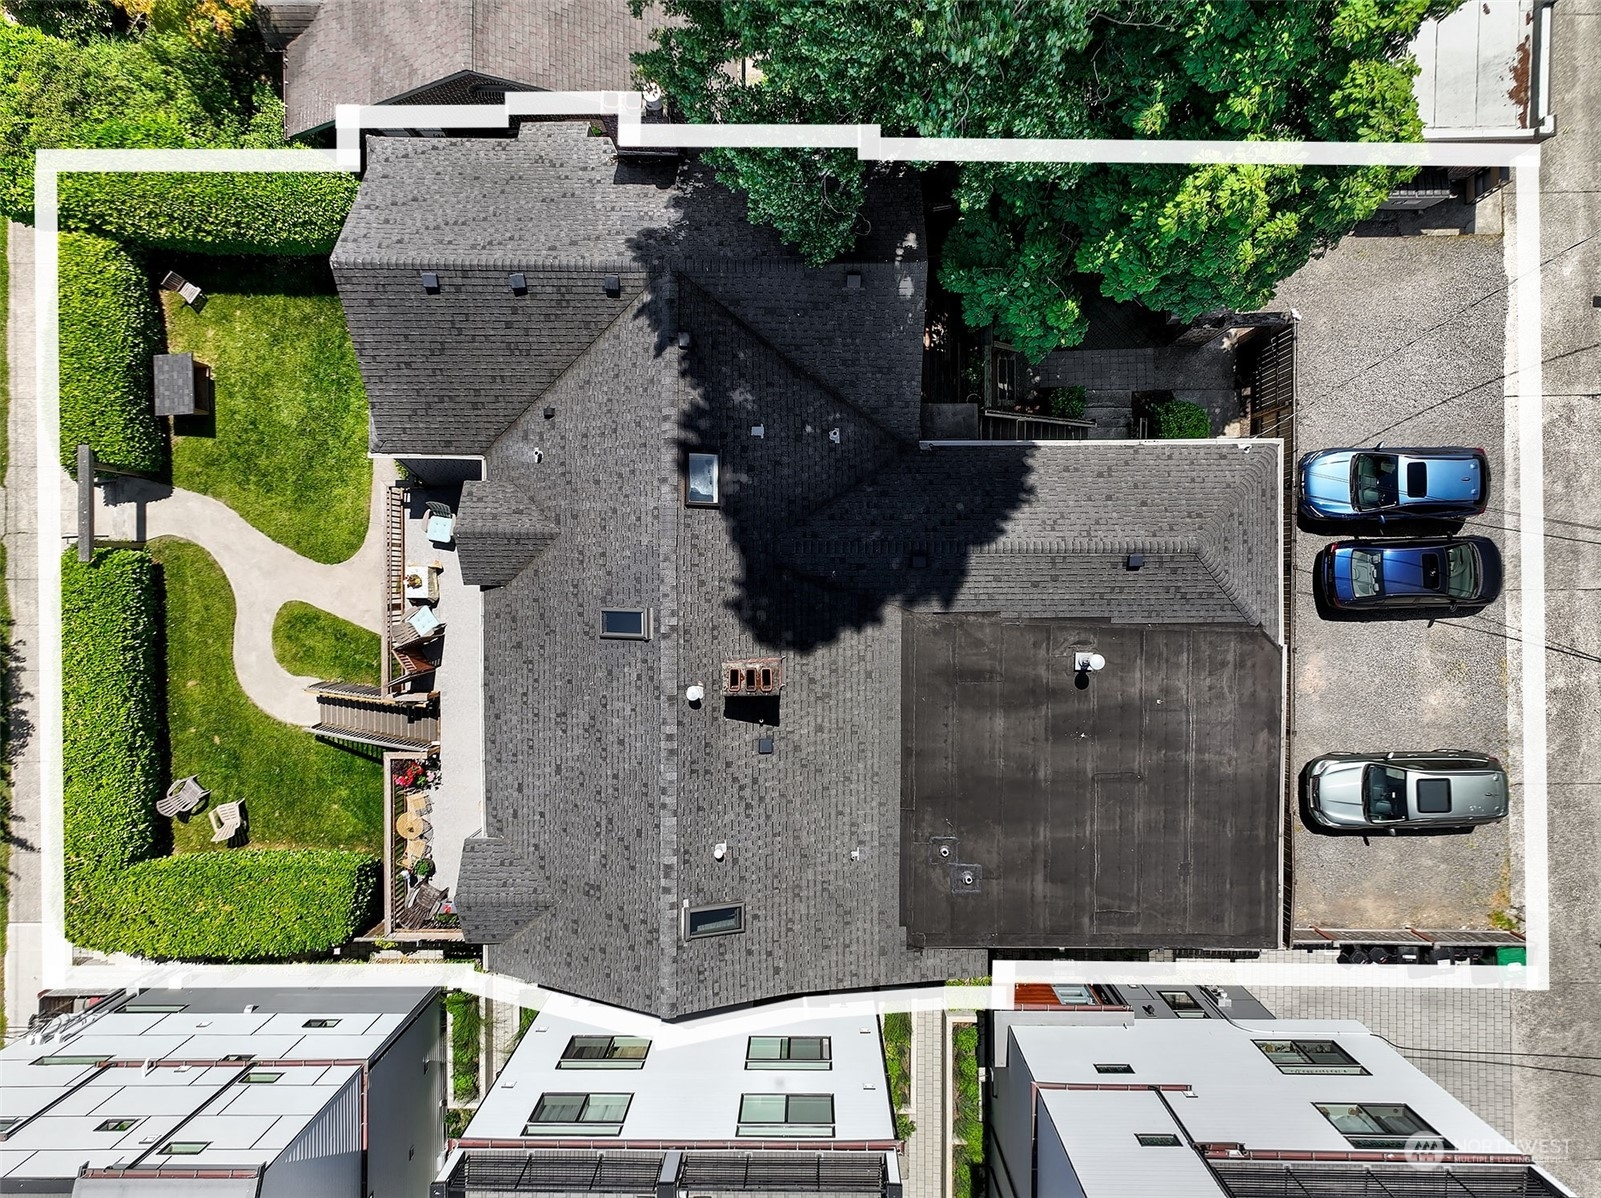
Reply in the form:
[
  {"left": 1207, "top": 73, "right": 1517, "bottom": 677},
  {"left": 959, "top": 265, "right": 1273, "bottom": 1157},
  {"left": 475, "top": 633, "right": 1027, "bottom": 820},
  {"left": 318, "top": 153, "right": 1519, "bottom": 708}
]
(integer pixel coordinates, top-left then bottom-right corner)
[
  {"left": 1444, "top": 543, "right": 1479, "bottom": 599},
  {"left": 1347, "top": 548, "right": 1382, "bottom": 598},
  {"left": 1363, "top": 766, "right": 1408, "bottom": 822},
  {"left": 1352, "top": 454, "right": 1399, "bottom": 510}
]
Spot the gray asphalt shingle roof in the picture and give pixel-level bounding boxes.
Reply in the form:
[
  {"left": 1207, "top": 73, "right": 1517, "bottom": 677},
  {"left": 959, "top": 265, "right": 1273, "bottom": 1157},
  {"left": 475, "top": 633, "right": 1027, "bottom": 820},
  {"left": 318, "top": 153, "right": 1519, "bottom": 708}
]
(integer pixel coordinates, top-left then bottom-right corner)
[
  {"left": 273, "top": 0, "right": 663, "bottom": 136},
  {"left": 335, "top": 124, "right": 1284, "bottom": 1018}
]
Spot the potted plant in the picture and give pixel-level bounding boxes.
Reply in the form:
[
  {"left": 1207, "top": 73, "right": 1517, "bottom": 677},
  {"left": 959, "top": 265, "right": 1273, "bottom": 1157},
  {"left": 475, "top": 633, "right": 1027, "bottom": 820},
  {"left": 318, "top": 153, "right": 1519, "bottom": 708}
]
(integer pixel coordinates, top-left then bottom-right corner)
[{"left": 414, "top": 858, "right": 436, "bottom": 882}]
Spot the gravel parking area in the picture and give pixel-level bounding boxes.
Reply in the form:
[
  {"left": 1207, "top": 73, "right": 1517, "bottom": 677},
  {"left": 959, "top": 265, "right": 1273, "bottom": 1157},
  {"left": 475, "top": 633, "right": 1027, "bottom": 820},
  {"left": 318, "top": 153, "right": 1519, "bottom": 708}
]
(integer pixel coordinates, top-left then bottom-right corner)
[{"left": 1271, "top": 224, "right": 1517, "bottom": 931}]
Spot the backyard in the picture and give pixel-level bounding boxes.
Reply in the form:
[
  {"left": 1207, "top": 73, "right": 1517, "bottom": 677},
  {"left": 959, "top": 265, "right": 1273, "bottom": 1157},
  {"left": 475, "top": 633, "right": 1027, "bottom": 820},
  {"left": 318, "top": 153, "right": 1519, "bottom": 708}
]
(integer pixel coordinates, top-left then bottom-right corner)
[
  {"left": 161, "top": 256, "right": 372, "bottom": 563},
  {"left": 152, "top": 537, "right": 382, "bottom": 855},
  {"left": 274, "top": 600, "right": 380, "bottom": 687}
]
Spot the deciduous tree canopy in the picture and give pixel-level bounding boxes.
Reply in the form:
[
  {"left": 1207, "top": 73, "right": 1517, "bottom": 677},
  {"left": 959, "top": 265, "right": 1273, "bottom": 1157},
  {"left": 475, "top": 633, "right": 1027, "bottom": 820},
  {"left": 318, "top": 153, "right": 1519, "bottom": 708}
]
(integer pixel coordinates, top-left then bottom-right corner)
[{"left": 633, "top": 0, "right": 1454, "bottom": 359}]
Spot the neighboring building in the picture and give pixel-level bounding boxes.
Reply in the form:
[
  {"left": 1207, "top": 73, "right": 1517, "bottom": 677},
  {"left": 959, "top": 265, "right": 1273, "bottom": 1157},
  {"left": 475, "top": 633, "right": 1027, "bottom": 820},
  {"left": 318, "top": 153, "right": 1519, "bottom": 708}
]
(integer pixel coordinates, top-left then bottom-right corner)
[
  {"left": 0, "top": 986, "right": 443, "bottom": 1196},
  {"left": 257, "top": 0, "right": 664, "bottom": 139},
  {"left": 1411, "top": 0, "right": 1556, "bottom": 142},
  {"left": 330, "top": 121, "right": 1286, "bottom": 1020},
  {"left": 433, "top": 1011, "right": 900, "bottom": 1196},
  {"left": 989, "top": 984, "right": 1575, "bottom": 1198}
]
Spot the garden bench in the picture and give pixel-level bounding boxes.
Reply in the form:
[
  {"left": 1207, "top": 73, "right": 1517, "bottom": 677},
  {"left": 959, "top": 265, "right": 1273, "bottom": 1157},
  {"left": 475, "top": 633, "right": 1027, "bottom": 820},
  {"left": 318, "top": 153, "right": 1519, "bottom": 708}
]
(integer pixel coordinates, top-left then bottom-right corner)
[{"left": 157, "top": 775, "right": 209, "bottom": 818}]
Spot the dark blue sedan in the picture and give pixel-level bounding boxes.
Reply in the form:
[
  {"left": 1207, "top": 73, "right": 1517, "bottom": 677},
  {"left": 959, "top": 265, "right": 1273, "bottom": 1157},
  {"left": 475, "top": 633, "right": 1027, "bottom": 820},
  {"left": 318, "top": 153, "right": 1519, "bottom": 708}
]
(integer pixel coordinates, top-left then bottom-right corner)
[
  {"left": 1316, "top": 536, "right": 1502, "bottom": 613},
  {"left": 1298, "top": 446, "right": 1489, "bottom": 522}
]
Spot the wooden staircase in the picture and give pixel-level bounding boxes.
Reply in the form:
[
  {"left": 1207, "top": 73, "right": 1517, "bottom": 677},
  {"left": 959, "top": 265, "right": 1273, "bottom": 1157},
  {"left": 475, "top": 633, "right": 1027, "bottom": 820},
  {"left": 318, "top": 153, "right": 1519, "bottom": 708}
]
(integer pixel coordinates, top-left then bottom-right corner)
[{"left": 308, "top": 682, "right": 439, "bottom": 752}]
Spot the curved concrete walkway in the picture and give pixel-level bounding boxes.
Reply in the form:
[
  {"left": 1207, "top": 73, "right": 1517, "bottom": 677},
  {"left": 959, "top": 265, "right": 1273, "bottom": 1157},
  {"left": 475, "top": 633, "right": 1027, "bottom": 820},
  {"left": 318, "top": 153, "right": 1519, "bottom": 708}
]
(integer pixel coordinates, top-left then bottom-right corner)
[{"left": 74, "top": 458, "right": 389, "bottom": 726}]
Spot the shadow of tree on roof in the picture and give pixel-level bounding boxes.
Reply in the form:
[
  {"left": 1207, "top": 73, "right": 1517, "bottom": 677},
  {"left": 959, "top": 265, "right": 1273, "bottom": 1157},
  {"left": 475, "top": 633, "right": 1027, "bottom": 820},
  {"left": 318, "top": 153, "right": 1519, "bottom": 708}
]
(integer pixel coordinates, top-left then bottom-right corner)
[{"left": 624, "top": 253, "right": 1033, "bottom": 653}]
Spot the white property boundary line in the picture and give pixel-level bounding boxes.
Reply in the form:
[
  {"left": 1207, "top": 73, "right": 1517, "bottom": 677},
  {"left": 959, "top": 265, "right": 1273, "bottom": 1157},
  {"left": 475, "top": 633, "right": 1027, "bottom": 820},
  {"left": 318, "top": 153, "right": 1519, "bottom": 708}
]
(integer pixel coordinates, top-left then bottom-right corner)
[{"left": 28, "top": 99, "right": 1546, "bottom": 1035}]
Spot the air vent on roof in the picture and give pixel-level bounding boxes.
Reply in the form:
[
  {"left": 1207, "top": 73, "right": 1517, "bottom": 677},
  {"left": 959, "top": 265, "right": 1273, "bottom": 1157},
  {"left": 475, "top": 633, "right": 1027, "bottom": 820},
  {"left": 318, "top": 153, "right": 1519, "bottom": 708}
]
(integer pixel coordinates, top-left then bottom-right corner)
[
  {"left": 757, "top": 736, "right": 774, "bottom": 755},
  {"left": 845, "top": 271, "right": 862, "bottom": 290},
  {"left": 1126, "top": 553, "right": 1146, "bottom": 571},
  {"left": 678, "top": 331, "right": 692, "bottom": 349},
  {"left": 603, "top": 274, "right": 621, "bottom": 297},
  {"left": 420, "top": 271, "right": 439, "bottom": 294},
  {"left": 951, "top": 863, "right": 983, "bottom": 894},
  {"left": 543, "top": 406, "right": 556, "bottom": 420},
  {"left": 509, "top": 272, "right": 527, "bottom": 295}
]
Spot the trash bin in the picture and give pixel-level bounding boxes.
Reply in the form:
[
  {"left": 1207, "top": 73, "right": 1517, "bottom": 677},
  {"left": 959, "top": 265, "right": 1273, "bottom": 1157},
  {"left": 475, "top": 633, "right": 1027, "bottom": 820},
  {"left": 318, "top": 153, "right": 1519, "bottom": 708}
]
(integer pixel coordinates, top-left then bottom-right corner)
[{"left": 1495, "top": 946, "right": 1526, "bottom": 966}]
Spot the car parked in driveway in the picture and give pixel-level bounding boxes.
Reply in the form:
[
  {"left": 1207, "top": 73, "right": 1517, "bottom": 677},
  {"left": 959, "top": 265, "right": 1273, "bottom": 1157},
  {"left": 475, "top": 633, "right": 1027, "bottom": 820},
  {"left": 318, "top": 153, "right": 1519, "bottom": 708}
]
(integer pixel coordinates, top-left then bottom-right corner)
[
  {"left": 1298, "top": 446, "right": 1489, "bottom": 522},
  {"left": 1303, "top": 751, "right": 1509, "bottom": 833},
  {"left": 1315, "top": 535, "right": 1502, "bottom": 614}
]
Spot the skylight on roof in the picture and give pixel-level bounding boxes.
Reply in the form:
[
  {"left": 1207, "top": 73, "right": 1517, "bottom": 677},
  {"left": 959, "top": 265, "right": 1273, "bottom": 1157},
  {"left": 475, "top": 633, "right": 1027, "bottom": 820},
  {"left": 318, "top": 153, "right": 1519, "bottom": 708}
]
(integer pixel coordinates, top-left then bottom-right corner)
[
  {"left": 686, "top": 452, "right": 720, "bottom": 507},
  {"left": 600, "top": 609, "right": 651, "bottom": 640}
]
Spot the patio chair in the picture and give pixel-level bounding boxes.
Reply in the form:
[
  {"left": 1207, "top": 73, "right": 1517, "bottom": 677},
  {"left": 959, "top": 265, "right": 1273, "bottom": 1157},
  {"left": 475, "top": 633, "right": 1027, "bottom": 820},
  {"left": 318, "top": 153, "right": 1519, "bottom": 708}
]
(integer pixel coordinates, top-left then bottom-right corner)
[
  {"left": 404, "top": 838, "right": 429, "bottom": 866},
  {"left": 208, "top": 801, "right": 245, "bottom": 844},
  {"left": 406, "top": 605, "right": 445, "bottom": 640},
  {"left": 424, "top": 501, "right": 455, "bottom": 546},
  {"left": 405, "top": 792, "right": 431, "bottom": 816},
  {"left": 158, "top": 270, "right": 205, "bottom": 307},
  {"left": 157, "top": 775, "right": 209, "bottom": 818}
]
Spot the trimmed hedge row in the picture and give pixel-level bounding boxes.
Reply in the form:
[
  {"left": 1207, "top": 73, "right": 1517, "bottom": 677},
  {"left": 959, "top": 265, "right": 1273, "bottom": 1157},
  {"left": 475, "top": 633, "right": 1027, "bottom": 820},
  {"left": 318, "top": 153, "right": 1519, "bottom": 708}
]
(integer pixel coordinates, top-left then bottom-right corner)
[
  {"left": 61, "top": 550, "right": 163, "bottom": 901},
  {"left": 75, "top": 850, "right": 380, "bottom": 961},
  {"left": 58, "top": 231, "right": 166, "bottom": 474},
  {"left": 1151, "top": 397, "right": 1211, "bottom": 440},
  {"left": 59, "top": 171, "right": 359, "bottom": 257},
  {"left": 62, "top": 548, "right": 380, "bottom": 960}
]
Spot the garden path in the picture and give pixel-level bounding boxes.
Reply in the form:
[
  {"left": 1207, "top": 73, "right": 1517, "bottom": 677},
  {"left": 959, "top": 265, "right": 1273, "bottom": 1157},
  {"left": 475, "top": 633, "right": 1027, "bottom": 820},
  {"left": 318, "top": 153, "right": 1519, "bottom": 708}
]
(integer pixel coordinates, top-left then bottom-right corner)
[{"left": 75, "top": 457, "right": 389, "bottom": 726}]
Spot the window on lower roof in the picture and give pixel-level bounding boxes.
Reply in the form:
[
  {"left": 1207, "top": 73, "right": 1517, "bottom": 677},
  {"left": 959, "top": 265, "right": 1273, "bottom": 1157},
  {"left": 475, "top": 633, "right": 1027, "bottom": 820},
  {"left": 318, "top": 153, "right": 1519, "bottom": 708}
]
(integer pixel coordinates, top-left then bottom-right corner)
[
  {"left": 302, "top": 1018, "right": 339, "bottom": 1028},
  {"left": 599, "top": 608, "right": 651, "bottom": 640},
  {"left": 241, "top": 1071, "right": 283, "bottom": 1084},
  {"left": 686, "top": 903, "right": 745, "bottom": 939},
  {"left": 558, "top": 1036, "right": 651, "bottom": 1069},
  {"left": 1255, "top": 1039, "right": 1368, "bottom": 1076},
  {"left": 1314, "top": 1103, "right": 1449, "bottom": 1150},
  {"left": 746, "top": 1036, "right": 832, "bottom": 1070},
  {"left": 1094, "top": 1063, "right": 1135, "bottom": 1074},
  {"left": 1156, "top": 990, "right": 1208, "bottom": 1018},
  {"left": 96, "top": 1118, "right": 138, "bottom": 1132},
  {"left": 1136, "top": 1133, "right": 1182, "bottom": 1147},
  {"left": 160, "top": 1142, "right": 211, "bottom": 1155},
  {"left": 0, "top": 1117, "right": 22, "bottom": 1134},
  {"left": 737, "top": 1093, "right": 835, "bottom": 1137},
  {"left": 523, "top": 1093, "right": 632, "bottom": 1135},
  {"left": 32, "top": 1054, "right": 110, "bottom": 1066}
]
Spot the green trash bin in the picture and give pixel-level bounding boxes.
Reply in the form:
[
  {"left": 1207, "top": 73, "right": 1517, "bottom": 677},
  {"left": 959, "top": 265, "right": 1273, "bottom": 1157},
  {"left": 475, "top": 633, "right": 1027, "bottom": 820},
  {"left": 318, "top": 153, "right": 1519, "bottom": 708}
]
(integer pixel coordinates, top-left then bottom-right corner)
[{"left": 1495, "top": 946, "right": 1526, "bottom": 966}]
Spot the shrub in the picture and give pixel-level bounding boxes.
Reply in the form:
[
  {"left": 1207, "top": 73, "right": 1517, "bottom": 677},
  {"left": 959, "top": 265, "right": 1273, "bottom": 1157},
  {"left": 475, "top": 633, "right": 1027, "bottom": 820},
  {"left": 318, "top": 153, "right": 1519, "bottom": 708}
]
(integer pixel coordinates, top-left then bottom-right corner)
[
  {"left": 59, "top": 172, "right": 359, "bottom": 257},
  {"left": 0, "top": 24, "right": 280, "bottom": 223},
  {"left": 61, "top": 550, "right": 163, "bottom": 901},
  {"left": 1150, "top": 397, "right": 1211, "bottom": 440},
  {"left": 1048, "top": 385, "right": 1087, "bottom": 421},
  {"left": 445, "top": 991, "right": 482, "bottom": 1102},
  {"left": 58, "top": 232, "right": 166, "bottom": 474},
  {"left": 70, "top": 849, "right": 380, "bottom": 960}
]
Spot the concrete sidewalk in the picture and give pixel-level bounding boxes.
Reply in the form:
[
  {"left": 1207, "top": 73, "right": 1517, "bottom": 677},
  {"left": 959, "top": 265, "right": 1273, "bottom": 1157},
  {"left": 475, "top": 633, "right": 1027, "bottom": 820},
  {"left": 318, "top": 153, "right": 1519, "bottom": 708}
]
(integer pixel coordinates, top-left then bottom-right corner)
[
  {"left": 80, "top": 459, "right": 389, "bottom": 726},
  {"left": 5, "top": 221, "right": 42, "bottom": 1034},
  {"left": 903, "top": 1010, "right": 946, "bottom": 1198}
]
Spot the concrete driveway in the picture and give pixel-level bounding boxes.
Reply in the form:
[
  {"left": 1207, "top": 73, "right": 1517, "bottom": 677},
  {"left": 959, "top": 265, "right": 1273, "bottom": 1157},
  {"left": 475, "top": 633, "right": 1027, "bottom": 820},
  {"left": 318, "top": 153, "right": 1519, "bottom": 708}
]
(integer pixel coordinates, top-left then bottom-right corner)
[{"left": 1271, "top": 226, "right": 1517, "bottom": 931}]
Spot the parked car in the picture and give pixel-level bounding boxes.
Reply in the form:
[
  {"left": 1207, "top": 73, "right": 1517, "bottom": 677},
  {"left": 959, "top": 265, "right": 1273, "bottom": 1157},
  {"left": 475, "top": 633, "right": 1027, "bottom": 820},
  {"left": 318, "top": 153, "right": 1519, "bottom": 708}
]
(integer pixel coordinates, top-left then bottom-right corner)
[
  {"left": 1298, "top": 445, "right": 1489, "bottom": 522},
  {"left": 1315, "top": 535, "right": 1502, "bottom": 613},
  {"left": 1303, "top": 751, "right": 1509, "bottom": 832}
]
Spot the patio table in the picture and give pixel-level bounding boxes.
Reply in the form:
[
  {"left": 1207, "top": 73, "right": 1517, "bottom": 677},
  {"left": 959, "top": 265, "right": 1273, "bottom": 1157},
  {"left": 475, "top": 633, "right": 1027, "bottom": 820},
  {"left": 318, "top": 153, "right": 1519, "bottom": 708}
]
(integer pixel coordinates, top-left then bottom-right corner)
[
  {"left": 404, "top": 562, "right": 440, "bottom": 604},
  {"left": 395, "top": 811, "right": 429, "bottom": 840}
]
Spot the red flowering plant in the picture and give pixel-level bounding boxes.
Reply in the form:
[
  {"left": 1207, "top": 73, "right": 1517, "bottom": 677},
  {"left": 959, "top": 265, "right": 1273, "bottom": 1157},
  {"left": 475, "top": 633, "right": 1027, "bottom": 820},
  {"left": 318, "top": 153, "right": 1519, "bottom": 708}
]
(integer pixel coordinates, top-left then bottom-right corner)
[{"left": 391, "top": 759, "right": 425, "bottom": 792}]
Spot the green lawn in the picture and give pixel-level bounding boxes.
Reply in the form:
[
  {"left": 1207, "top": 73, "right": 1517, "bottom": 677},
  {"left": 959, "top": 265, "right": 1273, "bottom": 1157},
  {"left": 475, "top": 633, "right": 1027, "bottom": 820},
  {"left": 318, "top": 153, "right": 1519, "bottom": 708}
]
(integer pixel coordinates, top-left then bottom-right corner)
[
  {"left": 162, "top": 258, "right": 371, "bottom": 565},
  {"left": 151, "top": 538, "right": 381, "bottom": 855},
  {"left": 274, "top": 601, "right": 380, "bottom": 686}
]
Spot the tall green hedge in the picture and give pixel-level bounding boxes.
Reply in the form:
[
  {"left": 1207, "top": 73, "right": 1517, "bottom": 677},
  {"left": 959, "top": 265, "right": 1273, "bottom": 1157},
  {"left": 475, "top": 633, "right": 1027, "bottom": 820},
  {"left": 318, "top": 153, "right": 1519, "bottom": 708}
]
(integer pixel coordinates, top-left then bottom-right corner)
[
  {"left": 62, "top": 550, "right": 163, "bottom": 901},
  {"left": 58, "top": 231, "right": 166, "bottom": 474},
  {"left": 74, "top": 850, "right": 380, "bottom": 961},
  {"left": 62, "top": 548, "right": 380, "bottom": 959},
  {"left": 59, "top": 172, "right": 359, "bottom": 257},
  {"left": 1151, "top": 397, "right": 1212, "bottom": 440}
]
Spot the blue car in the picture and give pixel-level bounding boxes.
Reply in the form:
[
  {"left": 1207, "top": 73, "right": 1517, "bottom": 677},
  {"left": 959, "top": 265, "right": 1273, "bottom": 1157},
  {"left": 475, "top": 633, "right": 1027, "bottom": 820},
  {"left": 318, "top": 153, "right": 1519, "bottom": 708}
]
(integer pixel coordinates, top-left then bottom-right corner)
[
  {"left": 1316, "top": 536, "right": 1502, "bottom": 613},
  {"left": 1298, "top": 446, "right": 1489, "bottom": 522}
]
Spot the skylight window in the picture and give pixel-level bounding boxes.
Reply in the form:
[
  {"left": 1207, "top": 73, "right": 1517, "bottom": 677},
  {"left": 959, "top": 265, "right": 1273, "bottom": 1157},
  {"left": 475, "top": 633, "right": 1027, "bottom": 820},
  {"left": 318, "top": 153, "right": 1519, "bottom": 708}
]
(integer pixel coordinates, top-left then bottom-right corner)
[
  {"left": 160, "top": 1141, "right": 211, "bottom": 1155},
  {"left": 302, "top": 1018, "right": 340, "bottom": 1028},
  {"left": 241, "top": 1071, "right": 284, "bottom": 1084},
  {"left": 32, "top": 1054, "right": 110, "bottom": 1066},
  {"left": 599, "top": 609, "right": 651, "bottom": 640},
  {"left": 686, "top": 903, "right": 745, "bottom": 939},
  {"left": 523, "top": 1092, "right": 631, "bottom": 1135},
  {"left": 558, "top": 1037, "right": 650, "bottom": 1069},
  {"left": 737, "top": 1093, "right": 835, "bottom": 1137},
  {"left": 96, "top": 1118, "right": 138, "bottom": 1132},
  {"left": 123, "top": 1003, "right": 186, "bottom": 1013},
  {"left": 1136, "top": 1133, "right": 1182, "bottom": 1147},
  {"left": 686, "top": 452, "right": 720, "bottom": 507},
  {"left": 747, "top": 1036, "right": 831, "bottom": 1070}
]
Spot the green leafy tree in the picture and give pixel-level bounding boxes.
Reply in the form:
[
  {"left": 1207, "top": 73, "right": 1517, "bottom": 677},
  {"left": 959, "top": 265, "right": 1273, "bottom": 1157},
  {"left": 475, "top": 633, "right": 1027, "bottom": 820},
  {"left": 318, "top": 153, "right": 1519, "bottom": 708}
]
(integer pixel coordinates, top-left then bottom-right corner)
[
  {"left": 0, "top": 21, "right": 283, "bottom": 223},
  {"left": 633, "top": 0, "right": 1455, "bottom": 359}
]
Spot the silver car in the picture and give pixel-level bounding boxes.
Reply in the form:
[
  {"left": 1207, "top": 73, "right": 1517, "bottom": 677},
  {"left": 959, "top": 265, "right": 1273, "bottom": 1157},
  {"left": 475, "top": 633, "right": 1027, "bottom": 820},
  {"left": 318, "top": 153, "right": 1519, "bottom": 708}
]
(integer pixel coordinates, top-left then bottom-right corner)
[{"left": 1303, "top": 751, "right": 1508, "bottom": 833}]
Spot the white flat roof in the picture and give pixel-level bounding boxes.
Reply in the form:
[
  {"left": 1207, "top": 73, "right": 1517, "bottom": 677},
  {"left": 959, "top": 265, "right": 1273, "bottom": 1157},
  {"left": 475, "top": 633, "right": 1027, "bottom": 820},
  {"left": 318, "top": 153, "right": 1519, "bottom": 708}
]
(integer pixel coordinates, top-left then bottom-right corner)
[{"left": 467, "top": 1011, "right": 894, "bottom": 1142}]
